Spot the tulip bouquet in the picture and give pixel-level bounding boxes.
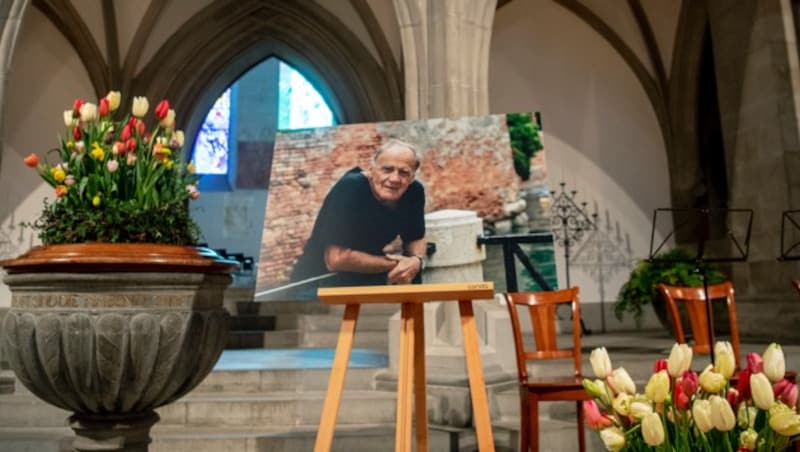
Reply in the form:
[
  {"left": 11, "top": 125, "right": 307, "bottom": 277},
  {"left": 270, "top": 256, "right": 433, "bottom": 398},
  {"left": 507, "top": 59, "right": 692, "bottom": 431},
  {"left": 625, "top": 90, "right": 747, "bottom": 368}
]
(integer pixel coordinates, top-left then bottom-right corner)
[
  {"left": 23, "top": 92, "right": 201, "bottom": 244},
  {"left": 583, "top": 342, "right": 799, "bottom": 451}
]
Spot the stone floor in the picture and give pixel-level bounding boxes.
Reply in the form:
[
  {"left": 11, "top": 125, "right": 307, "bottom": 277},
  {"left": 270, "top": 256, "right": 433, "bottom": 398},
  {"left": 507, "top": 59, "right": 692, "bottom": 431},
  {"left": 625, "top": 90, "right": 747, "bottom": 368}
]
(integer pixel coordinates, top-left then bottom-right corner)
[{"left": 1, "top": 329, "right": 799, "bottom": 452}]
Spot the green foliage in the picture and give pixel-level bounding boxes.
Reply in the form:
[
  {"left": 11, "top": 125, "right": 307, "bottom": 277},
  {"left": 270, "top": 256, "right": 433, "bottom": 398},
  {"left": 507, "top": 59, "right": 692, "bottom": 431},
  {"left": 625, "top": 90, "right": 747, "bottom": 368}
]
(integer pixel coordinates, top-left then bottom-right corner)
[
  {"left": 25, "top": 93, "right": 201, "bottom": 245},
  {"left": 506, "top": 112, "right": 543, "bottom": 181},
  {"left": 615, "top": 247, "right": 727, "bottom": 322}
]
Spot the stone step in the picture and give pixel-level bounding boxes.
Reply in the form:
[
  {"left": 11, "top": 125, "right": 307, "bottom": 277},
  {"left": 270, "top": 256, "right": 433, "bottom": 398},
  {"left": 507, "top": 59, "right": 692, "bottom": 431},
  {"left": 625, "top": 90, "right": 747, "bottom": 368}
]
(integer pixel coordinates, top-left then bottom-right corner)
[
  {"left": 276, "top": 312, "right": 391, "bottom": 332},
  {"left": 156, "top": 390, "right": 397, "bottom": 427},
  {"left": 194, "top": 367, "right": 382, "bottom": 393},
  {"left": 0, "top": 393, "right": 71, "bottom": 428},
  {"left": 261, "top": 330, "right": 388, "bottom": 350},
  {"left": 493, "top": 415, "right": 607, "bottom": 452}
]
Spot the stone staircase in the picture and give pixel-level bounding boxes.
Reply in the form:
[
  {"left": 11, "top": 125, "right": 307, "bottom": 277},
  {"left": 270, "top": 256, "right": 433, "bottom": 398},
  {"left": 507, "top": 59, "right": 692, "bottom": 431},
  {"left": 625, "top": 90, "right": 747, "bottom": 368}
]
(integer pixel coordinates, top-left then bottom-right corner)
[{"left": 229, "top": 299, "right": 398, "bottom": 352}]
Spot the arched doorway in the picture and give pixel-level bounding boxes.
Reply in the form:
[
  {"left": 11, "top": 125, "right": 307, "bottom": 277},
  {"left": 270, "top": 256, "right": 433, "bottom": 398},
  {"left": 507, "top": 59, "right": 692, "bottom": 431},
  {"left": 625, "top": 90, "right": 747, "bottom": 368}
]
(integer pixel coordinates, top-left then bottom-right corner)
[{"left": 189, "top": 58, "right": 336, "bottom": 266}]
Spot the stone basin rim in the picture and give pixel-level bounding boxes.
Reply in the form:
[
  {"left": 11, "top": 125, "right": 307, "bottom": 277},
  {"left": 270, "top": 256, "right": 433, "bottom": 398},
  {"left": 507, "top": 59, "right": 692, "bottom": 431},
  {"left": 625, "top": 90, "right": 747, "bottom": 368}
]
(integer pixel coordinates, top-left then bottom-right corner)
[{"left": 1, "top": 243, "right": 239, "bottom": 274}]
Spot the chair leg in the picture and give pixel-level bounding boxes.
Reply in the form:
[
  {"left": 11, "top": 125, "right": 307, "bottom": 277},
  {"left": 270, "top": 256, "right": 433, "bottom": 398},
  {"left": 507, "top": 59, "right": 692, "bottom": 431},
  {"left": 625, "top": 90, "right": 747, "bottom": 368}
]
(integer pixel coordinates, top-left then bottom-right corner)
[
  {"left": 529, "top": 393, "right": 539, "bottom": 452},
  {"left": 519, "top": 388, "right": 529, "bottom": 452},
  {"left": 576, "top": 400, "right": 586, "bottom": 452}
]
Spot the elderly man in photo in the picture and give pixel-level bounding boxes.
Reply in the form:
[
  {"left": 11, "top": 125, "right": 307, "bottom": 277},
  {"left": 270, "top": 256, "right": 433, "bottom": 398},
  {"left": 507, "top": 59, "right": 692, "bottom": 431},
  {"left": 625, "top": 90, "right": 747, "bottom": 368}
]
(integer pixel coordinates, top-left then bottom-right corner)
[{"left": 291, "top": 139, "right": 427, "bottom": 288}]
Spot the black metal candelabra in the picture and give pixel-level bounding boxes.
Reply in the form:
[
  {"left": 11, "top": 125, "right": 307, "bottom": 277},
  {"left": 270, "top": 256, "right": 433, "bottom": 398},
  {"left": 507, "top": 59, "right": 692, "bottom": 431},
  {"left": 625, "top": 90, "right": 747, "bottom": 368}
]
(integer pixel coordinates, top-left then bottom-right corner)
[{"left": 549, "top": 182, "right": 595, "bottom": 334}]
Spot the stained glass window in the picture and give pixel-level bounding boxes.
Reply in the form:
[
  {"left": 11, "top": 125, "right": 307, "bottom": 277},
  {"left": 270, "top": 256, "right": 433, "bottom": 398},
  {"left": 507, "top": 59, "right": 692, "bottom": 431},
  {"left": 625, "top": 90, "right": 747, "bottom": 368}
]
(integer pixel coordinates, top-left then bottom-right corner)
[
  {"left": 193, "top": 88, "right": 231, "bottom": 175},
  {"left": 278, "top": 62, "right": 334, "bottom": 130}
]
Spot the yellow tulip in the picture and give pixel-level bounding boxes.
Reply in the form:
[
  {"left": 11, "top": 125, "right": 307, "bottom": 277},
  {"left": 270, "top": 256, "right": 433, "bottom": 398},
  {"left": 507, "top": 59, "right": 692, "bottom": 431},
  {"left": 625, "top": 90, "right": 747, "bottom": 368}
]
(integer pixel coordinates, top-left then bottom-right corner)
[
  {"left": 105, "top": 90, "right": 121, "bottom": 111},
  {"left": 714, "top": 341, "right": 736, "bottom": 379},
  {"left": 159, "top": 108, "right": 176, "bottom": 128},
  {"left": 612, "top": 393, "right": 631, "bottom": 416},
  {"left": 699, "top": 364, "right": 726, "bottom": 394},
  {"left": 92, "top": 194, "right": 101, "bottom": 207},
  {"left": 645, "top": 370, "right": 670, "bottom": 403},
  {"left": 751, "top": 372, "right": 775, "bottom": 410},
  {"left": 50, "top": 167, "right": 66, "bottom": 183},
  {"left": 739, "top": 429, "right": 758, "bottom": 451},
  {"left": 667, "top": 343, "right": 693, "bottom": 377},
  {"left": 692, "top": 399, "right": 713, "bottom": 433},
  {"left": 599, "top": 427, "right": 625, "bottom": 452},
  {"left": 590, "top": 347, "right": 612, "bottom": 379},
  {"left": 641, "top": 412, "right": 664, "bottom": 446},
  {"left": 763, "top": 343, "right": 786, "bottom": 383},
  {"left": 769, "top": 403, "right": 800, "bottom": 436},
  {"left": 710, "top": 395, "right": 736, "bottom": 431}
]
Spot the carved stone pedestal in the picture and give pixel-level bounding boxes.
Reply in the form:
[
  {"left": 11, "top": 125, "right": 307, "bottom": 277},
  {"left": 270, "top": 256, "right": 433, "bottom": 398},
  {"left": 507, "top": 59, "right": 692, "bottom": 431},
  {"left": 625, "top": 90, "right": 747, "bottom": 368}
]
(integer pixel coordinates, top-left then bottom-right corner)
[{"left": 0, "top": 244, "right": 236, "bottom": 451}]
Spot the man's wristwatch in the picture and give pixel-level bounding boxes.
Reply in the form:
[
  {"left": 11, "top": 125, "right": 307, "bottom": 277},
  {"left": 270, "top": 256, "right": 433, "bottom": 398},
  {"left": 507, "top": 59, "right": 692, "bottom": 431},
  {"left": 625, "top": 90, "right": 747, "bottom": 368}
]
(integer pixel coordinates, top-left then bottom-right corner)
[{"left": 414, "top": 254, "right": 426, "bottom": 270}]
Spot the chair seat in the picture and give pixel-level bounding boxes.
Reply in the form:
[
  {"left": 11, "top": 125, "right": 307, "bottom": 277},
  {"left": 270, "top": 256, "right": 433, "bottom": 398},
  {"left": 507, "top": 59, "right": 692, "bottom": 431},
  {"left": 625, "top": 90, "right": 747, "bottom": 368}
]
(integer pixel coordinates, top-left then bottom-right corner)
[{"left": 523, "top": 376, "right": 589, "bottom": 401}]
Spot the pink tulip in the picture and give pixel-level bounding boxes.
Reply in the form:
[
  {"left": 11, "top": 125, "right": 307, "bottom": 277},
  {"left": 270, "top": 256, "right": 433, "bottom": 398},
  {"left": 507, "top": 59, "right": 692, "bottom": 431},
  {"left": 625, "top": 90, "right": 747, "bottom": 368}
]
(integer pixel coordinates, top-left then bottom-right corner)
[
  {"left": 774, "top": 379, "right": 798, "bottom": 408},
  {"left": 726, "top": 387, "right": 741, "bottom": 407},
  {"left": 747, "top": 353, "right": 763, "bottom": 374},
  {"left": 653, "top": 359, "right": 668, "bottom": 373},
  {"left": 583, "top": 400, "right": 614, "bottom": 430},
  {"left": 681, "top": 371, "right": 698, "bottom": 396}
]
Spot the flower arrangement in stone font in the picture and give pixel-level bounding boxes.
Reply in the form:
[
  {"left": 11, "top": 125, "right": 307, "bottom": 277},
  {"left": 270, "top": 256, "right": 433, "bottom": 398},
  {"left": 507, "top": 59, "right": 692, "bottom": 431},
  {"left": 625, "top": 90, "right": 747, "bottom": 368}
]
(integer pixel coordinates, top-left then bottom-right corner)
[{"left": 23, "top": 91, "right": 200, "bottom": 245}]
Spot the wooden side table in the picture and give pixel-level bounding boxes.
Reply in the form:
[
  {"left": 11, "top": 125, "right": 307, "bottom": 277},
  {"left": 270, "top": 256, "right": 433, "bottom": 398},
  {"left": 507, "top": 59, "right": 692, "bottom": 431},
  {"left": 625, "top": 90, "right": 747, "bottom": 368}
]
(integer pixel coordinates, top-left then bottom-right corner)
[{"left": 312, "top": 282, "right": 496, "bottom": 452}]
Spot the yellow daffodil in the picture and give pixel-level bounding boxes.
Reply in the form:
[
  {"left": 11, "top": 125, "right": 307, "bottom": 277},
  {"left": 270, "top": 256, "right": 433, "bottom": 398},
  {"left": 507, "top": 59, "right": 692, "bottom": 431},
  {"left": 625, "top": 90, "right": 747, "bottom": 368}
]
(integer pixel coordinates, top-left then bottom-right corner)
[{"left": 90, "top": 143, "right": 105, "bottom": 161}]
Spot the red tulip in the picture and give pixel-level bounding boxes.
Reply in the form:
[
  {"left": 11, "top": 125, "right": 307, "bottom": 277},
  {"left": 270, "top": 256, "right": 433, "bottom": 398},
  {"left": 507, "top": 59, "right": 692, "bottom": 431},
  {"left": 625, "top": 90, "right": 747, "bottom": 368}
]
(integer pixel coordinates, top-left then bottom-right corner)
[
  {"left": 774, "top": 379, "right": 798, "bottom": 408},
  {"left": 155, "top": 100, "right": 170, "bottom": 121},
  {"left": 673, "top": 381, "right": 691, "bottom": 410},
  {"left": 23, "top": 153, "right": 38, "bottom": 167},
  {"left": 120, "top": 124, "right": 132, "bottom": 141},
  {"left": 55, "top": 185, "right": 68, "bottom": 197},
  {"left": 653, "top": 359, "right": 668, "bottom": 373},
  {"left": 135, "top": 119, "right": 145, "bottom": 137},
  {"left": 73, "top": 98, "right": 84, "bottom": 116},
  {"left": 126, "top": 137, "right": 137, "bottom": 152},
  {"left": 98, "top": 98, "right": 109, "bottom": 118},
  {"left": 73, "top": 127, "right": 81, "bottom": 140},
  {"left": 737, "top": 369, "right": 752, "bottom": 401},
  {"left": 583, "top": 400, "right": 613, "bottom": 430},
  {"left": 747, "top": 353, "right": 763, "bottom": 374}
]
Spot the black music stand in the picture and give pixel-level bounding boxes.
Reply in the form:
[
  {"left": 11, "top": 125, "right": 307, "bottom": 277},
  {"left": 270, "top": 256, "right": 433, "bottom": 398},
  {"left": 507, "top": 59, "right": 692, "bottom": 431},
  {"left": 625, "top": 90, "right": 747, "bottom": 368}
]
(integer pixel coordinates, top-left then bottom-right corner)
[
  {"left": 778, "top": 210, "right": 800, "bottom": 261},
  {"left": 649, "top": 208, "right": 753, "bottom": 363}
]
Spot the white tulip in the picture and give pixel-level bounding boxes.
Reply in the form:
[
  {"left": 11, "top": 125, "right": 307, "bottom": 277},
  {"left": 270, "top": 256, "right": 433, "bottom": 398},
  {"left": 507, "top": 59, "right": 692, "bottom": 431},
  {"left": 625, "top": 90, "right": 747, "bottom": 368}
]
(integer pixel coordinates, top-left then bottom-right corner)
[
  {"left": 132, "top": 96, "right": 149, "bottom": 118},
  {"left": 590, "top": 347, "right": 612, "bottom": 379},
  {"left": 641, "top": 412, "right": 665, "bottom": 446},
  {"left": 608, "top": 367, "right": 636, "bottom": 395},
  {"left": 667, "top": 343, "right": 693, "bottom": 377},
  {"left": 692, "top": 399, "right": 714, "bottom": 433},
  {"left": 710, "top": 395, "right": 736, "bottom": 431},
  {"left": 79, "top": 102, "right": 98, "bottom": 122},
  {"left": 763, "top": 343, "right": 785, "bottom": 382},
  {"left": 105, "top": 90, "right": 121, "bottom": 111},
  {"left": 159, "top": 108, "right": 175, "bottom": 128},
  {"left": 750, "top": 372, "right": 775, "bottom": 410}
]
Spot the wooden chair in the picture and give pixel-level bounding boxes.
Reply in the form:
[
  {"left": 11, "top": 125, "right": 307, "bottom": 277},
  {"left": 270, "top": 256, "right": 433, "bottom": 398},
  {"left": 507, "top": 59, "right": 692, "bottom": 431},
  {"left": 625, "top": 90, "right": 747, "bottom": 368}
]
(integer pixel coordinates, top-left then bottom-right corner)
[
  {"left": 657, "top": 282, "right": 741, "bottom": 368},
  {"left": 504, "top": 287, "right": 588, "bottom": 452}
]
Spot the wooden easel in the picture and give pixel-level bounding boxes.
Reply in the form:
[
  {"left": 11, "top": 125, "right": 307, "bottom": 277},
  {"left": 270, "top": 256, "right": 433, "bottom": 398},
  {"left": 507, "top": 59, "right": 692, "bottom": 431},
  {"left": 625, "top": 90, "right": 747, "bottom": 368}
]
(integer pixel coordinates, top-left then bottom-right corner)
[{"left": 312, "top": 282, "right": 496, "bottom": 452}]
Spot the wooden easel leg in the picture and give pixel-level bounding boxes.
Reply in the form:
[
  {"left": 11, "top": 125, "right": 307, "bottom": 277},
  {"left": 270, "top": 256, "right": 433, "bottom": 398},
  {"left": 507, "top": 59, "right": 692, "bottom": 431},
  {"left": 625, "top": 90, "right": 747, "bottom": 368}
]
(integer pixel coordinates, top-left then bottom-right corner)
[
  {"left": 313, "top": 303, "right": 360, "bottom": 452},
  {"left": 395, "top": 302, "right": 414, "bottom": 452},
  {"left": 458, "top": 300, "right": 496, "bottom": 452},
  {"left": 412, "top": 303, "right": 428, "bottom": 452}
]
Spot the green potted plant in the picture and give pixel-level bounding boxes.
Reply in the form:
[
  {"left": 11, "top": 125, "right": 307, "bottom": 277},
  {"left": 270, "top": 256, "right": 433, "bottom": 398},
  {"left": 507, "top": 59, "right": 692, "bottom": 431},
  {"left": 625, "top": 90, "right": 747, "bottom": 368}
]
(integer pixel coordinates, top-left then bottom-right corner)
[
  {"left": 615, "top": 247, "right": 727, "bottom": 328},
  {"left": 2, "top": 92, "right": 236, "bottom": 451}
]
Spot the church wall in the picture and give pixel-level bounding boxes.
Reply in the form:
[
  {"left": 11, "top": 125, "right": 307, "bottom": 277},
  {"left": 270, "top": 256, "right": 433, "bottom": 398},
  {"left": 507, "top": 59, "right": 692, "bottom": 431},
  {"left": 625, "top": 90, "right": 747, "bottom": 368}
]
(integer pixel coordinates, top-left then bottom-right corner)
[
  {"left": 0, "top": 7, "right": 96, "bottom": 307},
  {"left": 489, "top": 0, "right": 671, "bottom": 330}
]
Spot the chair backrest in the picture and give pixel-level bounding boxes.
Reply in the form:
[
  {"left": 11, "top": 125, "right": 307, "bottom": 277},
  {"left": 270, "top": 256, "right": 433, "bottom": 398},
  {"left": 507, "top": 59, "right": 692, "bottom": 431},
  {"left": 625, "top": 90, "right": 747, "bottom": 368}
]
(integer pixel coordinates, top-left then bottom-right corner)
[
  {"left": 657, "top": 281, "right": 740, "bottom": 368},
  {"left": 503, "top": 287, "right": 582, "bottom": 384}
]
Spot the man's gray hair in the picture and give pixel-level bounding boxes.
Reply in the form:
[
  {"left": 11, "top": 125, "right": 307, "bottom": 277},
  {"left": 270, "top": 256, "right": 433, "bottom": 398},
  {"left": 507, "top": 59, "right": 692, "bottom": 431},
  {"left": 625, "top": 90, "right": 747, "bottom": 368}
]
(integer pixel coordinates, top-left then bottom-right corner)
[{"left": 373, "top": 138, "right": 422, "bottom": 169}]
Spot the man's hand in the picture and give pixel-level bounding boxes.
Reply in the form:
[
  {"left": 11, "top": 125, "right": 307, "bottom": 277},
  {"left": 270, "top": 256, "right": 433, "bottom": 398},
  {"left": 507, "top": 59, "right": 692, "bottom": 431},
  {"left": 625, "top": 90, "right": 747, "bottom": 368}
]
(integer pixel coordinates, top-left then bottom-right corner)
[{"left": 386, "top": 254, "right": 421, "bottom": 285}]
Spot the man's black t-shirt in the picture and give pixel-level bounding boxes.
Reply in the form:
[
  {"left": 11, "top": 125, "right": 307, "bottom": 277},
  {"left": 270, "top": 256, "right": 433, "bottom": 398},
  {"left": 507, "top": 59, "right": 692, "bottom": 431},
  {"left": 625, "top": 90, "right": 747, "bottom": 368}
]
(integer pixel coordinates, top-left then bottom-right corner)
[{"left": 291, "top": 167, "right": 425, "bottom": 286}]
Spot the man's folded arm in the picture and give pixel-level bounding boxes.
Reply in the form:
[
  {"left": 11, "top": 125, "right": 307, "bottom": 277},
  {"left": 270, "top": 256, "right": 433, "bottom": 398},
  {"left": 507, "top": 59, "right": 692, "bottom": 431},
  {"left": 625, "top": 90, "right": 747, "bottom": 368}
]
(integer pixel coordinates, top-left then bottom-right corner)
[{"left": 324, "top": 244, "right": 397, "bottom": 274}]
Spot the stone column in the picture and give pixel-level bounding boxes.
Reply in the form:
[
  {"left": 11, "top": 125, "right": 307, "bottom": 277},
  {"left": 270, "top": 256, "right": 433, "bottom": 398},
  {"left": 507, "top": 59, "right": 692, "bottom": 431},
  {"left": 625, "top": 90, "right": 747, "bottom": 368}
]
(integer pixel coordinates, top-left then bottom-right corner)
[
  {"left": 706, "top": 0, "right": 800, "bottom": 340},
  {"left": 393, "top": 0, "right": 497, "bottom": 119}
]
